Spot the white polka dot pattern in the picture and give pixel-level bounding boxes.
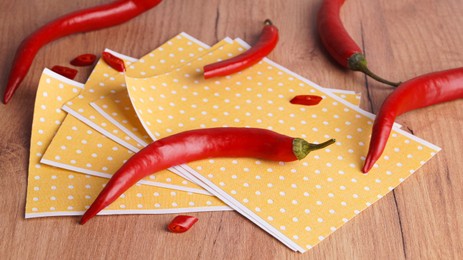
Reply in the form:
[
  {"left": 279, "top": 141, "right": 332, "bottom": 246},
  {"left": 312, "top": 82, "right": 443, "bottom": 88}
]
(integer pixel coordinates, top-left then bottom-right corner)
[
  {"left": 125, "top": 40, "right": 440, "bottom": 252},
  {"left": 25, "top": 69, "right": 229, "bottom": 217}
]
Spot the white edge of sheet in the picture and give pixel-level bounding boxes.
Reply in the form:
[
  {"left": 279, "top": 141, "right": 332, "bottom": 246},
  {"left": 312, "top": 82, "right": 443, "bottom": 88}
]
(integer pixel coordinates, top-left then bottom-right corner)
[
  {"left": 43, "top": 68, "right": 85, "bottom": 88},
  {"left": 25, "top": 206, "right": 232, "bottom": 218},
  {"left": 104, "top": 48, "right": 139, "bottom": 62}
]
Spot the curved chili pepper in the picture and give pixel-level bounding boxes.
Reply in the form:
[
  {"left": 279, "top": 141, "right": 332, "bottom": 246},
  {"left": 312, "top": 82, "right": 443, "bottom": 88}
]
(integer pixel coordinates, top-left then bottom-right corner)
[
  {"left": 51, "top": 65, "right": 78, "bottom": 80},
  {"left": 203, "top": 19, "right": 279, "bottom": 79},
  {"left": 168, "top": 215, "right": 199, "bottom": 233},
  {"left": 290, "top": 95, "right": 323, "bottom": 106},
  {"left": 70, "top": 54, "right": 96, "bottom": 67},
  {"left": 317, "top": 0, "right": 400, "bottom": 87},
  {"left": 3, "top": 0, "right": 163, "bottom": 104},
  {"left": 80, "top": 127, "right": 335, "bottom": 224},
  {"left": 362, "top": 67, "right": 463, "bottom": 173},
  {"left": 102, "top": 52, "right": 126, "bottom": 72}
]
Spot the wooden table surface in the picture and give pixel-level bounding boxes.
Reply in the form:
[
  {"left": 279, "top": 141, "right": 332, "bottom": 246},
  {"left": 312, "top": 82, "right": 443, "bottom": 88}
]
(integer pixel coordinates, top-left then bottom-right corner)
[{"left": 1, "top": 0, "right": 462, "bottom": 259}]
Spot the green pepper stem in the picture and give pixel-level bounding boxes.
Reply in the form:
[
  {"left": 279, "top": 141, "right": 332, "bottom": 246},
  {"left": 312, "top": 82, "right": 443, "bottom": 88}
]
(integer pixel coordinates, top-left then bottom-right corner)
[
  {"left": 348, "top": 53, "right": 401, "bottom": 87},
  {"left": 293, "top": 138, "right": 336, "bottom": 160}
]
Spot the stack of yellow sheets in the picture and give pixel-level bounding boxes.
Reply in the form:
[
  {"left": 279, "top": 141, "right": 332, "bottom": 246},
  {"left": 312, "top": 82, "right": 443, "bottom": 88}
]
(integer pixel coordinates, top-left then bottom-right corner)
[{"left": 26, "top": 33, "right": 439, "bottom": 253}]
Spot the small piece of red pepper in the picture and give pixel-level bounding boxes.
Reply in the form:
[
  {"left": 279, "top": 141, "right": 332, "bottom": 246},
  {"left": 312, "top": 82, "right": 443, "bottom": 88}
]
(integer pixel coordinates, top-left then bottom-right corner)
[
  {"left": 102, "top": 52, "right": 126, "bottom": 72},
  {"left": 70, "top": 54, "right": 97, "bottom": 67},
  {"left": 362, "top": 67, "right": 463, "bottom": 173},
  {"left": 203, "top": 19, "right": 279, "bottom": 79},
  {"left": 3, "top": 0, "right": 163, "bottom": 104},
  {"left": 51, "top": 65, "right": 78, "bottom": 80},
  {"left": 290, "top": 95, "right": 323, "bottom": 106},
  {"left": 80, "top": 127, "right": 335, "bottom": 224},
  {"left": 317, "top": 0, "right": 400, "bottom": 87},
  {"left": 168, "top": 215, "right": 199, "bottom": 233}
]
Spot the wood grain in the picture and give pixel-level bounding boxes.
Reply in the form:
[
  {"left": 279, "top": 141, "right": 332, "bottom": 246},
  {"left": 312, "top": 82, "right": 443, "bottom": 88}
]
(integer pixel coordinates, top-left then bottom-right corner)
[{"left": 0, "top": 0, "right": 462, "bottom": 259}]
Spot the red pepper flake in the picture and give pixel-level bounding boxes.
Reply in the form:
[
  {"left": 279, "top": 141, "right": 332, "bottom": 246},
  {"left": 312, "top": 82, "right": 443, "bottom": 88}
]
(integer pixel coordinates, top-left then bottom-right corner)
[
  {"left": 168, "top": 215, "right": 199, "bottom": 233},
  {"left": 102, "top": 51, "right": 126, "bottom": 72},
  {"left": 70, "top": 54, "right": 96, "bottom": 67},
  {"left": 290, "top": 95, "right": 323, "bottom": 106},
  {"left": 51, "top": 65, "right": 78, "bottom": 80}
]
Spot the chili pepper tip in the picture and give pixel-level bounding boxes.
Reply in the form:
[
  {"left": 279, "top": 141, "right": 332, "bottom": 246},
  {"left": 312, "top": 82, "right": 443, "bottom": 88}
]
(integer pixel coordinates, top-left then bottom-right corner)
[
  {"left": 80, "top": 210, "right": 96, "bottom": 224},
  {"left": 79, "top": 217, "right": 88, "bottom": 225},
  {"left": 3, "top": 91, "right": 12, "bottom": 104},
  {"left": 362, "top": 156, "right": 375, "bottom": 173}
]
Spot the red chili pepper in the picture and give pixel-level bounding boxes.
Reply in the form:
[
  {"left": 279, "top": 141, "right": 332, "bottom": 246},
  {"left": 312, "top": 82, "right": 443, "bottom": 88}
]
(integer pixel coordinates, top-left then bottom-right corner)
[
  {"left": 362, "top": 67, "right": 463, "bottom": 173},
  {"left": 3, "top": 0, "right": 163, "bottom": 104},
  {"left": 290, "top": 95, "right": 323, "bottom": 106},
  {"left": 203, "top": 19, "right": 279, "bottom": 79},
  {"left": 70, "top": 54, "right": 97, "bottom": 67},
  {"left": 80, "top": 127, "right": 335, "bottom": 224},
  {"left": 317, "top": 0, "right": 399, "bottom": 87},
  {"left": 102, "top": 52, "right": 126, "bottom": 72},
  {"left": 51, "top": 65, "right": 78, "bottom": 80},
  {"left": 168, "top": 215, "right": 199, "bottom": 233}
]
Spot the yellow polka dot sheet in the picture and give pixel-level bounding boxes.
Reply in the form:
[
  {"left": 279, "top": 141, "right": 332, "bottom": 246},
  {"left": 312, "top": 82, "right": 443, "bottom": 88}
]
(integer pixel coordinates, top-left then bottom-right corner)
[
  {"left": 124, "top": 39, "right": 440, "bottom": 252},
  {"left": 26, "top": 68, "right": 231, "bottom": 218}
]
